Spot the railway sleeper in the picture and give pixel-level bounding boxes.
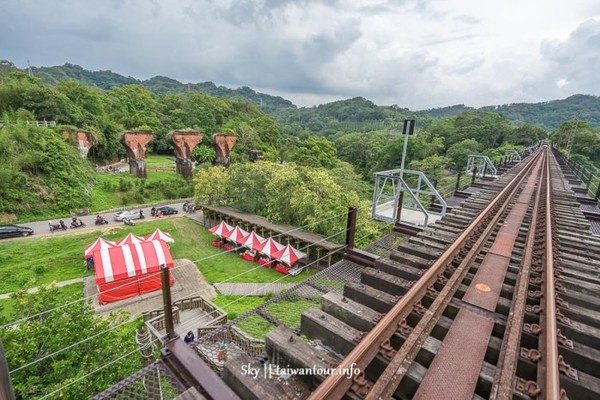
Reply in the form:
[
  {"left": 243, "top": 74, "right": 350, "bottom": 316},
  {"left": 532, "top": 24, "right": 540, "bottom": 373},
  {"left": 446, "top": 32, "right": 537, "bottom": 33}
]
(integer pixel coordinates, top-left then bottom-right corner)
[
  {"left": 391, "top": 246, "right": 441, "bottom": 262},
  {"left": 555, "top": 263, "right": 600, "bottom": 287},
  {"left": 374, "top": 257, "right": 425, "bottom": 281},
  {"left": 558, "top": 253, "right": 600, "bottom": 272},
  {"left": 223, "top": 352, "right": 309, "bottom": 400}
]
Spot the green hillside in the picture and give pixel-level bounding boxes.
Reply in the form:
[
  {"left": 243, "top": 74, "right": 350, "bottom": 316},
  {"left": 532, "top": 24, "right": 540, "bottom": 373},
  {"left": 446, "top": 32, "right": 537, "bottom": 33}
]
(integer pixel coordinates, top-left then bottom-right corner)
[
  {"left": 29, "top": 63, "right": 294, "bottom": 113},
  {"left": 0, "top": 124, "right": 95, "bottom": 221}
]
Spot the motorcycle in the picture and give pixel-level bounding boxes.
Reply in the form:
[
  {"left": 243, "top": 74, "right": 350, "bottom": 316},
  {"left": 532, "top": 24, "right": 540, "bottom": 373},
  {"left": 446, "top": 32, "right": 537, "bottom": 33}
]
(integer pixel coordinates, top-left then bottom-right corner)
[
  {"left": 95, "top": 217, "right": 109, "bottom": 225},
  {"left": 49, "top": 221, "right": 68, "bottom": 232},
  {"left": 123, "top": 217, "right": 135, "bottom": 226},
  {"left": 70, "top": 219, "right": 86, "bottom": 229}
]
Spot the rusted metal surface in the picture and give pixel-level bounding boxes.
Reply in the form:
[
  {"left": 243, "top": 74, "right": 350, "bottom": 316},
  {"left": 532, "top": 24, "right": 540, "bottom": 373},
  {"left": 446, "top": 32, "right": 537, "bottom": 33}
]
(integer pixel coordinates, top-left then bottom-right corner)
[
  {"left": 490, "top": 152, "right": 544, "bottom": 399},
  {"left": 412, "top": 309, "right": 494, "bottom": 400},
  {"left": 543, "top": 154, "right": 562, "bottom": 399},
  {"left": 462, "top": 252, "right": 512, "bottom": 311},
  {"left": 307, "top": 151, "right": 542, "bottom": 400}
]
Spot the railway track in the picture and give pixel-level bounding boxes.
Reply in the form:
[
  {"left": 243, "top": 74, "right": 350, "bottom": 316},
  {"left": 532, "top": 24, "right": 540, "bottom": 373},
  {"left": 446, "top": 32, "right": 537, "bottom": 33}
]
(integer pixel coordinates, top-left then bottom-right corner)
[{"left": 223, "top": 147, "right": 600, "bottom": 400}]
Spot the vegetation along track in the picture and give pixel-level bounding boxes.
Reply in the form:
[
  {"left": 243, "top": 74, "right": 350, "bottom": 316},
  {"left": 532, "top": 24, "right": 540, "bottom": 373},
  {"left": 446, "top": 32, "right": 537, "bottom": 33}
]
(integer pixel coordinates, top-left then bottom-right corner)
[{"left": 224, "top": 147, "right": 600, "bottom": 400}]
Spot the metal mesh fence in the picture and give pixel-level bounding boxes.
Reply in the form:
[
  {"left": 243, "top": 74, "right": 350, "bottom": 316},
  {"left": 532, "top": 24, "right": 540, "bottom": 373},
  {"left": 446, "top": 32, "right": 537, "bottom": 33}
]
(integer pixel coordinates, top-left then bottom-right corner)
[
  {"left": 191, "top": 257, "right": 366, "bottom": 372},
  {"left": 93, "top": 222, "right": 402, "bottom": 397},
  {"left": 92, "top": 361, "right": 187, "bottom": 400}
]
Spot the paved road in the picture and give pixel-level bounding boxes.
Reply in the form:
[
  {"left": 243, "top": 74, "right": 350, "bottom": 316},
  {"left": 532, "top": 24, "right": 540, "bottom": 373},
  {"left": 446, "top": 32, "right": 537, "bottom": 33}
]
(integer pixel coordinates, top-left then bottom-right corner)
[{"left": 5, "top": 201, "right": 197, "bottom": 241}]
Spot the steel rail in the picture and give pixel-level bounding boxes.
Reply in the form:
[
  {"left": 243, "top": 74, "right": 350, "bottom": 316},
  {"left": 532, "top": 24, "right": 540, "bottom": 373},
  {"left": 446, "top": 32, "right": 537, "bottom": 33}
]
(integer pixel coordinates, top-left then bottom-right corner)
[
  {"left": 543, "top": 150, "right": 562, "bottom": 399},
  {"left": 307, "top": 150, "right": 545, "bottom": 400},
  {"left": 490, "top": 149, "right": 546, "bottom": 399},
  {"left": 365, "top": 150, "right": 545, "bottom": 400}
]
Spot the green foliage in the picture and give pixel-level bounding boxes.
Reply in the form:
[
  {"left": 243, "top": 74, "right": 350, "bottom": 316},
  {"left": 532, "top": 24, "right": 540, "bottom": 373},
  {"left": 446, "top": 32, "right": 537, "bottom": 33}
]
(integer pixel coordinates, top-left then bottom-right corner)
[
  {"left": 274, "top": 97, "right": 428, "bottom": 136},
  {"left": 417, "top": 94, "right": 600, "bottom": 131},
  {"left": 0, "top": 124, "right": 95, "bottom": 220},
  {"left": 90, "top": 171, "right": 193, "bottom": 211},
  {"left": 194, "top": 161, "right": 382, "bottom": 244},
  {"left": 0, "top": 286, "right": 140, "bottom": 399},
  {"left": 446, "top": 139, "right": 481, "bottom": 171},
  {"left": 409, "top": 155, "right": 449, "bottom": 184},
  {"left": 288, "top": 136, "right": 338, "bottom": 168},
  {"left": 551, "top": 120, "right": 600, "bottom": 164}
]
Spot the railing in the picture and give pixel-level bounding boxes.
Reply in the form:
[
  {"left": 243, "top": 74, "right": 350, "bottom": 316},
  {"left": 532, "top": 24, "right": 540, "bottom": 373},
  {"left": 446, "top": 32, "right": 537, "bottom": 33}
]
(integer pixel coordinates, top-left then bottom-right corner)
[
  {"left": 553, "top": 149, "right": 600, "bottom": 200},
  {"left": 0, "top": 120, "right": 56, "bottom": 128},
  {"left": 142, "top": 295, "right": 228, "bottom": 342}
]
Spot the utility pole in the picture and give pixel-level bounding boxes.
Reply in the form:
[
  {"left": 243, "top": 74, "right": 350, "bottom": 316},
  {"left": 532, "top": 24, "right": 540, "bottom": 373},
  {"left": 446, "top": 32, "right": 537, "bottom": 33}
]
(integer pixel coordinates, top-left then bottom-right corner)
[{"left": 564, "top": 112, "right": 580, "bottom": 158}]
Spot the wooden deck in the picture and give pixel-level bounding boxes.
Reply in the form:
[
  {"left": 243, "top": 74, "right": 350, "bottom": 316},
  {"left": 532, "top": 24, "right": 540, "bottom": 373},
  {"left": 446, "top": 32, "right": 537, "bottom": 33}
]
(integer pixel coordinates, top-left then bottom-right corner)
[{"left": 199, "top": 205, "right": 343, "bottom": 251}]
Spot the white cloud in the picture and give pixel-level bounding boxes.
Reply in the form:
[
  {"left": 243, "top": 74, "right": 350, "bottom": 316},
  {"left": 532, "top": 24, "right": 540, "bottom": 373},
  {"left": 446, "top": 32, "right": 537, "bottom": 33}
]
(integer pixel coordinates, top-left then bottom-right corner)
[{"left": 0, "top": 0, "right": 598, "bottom": 109}]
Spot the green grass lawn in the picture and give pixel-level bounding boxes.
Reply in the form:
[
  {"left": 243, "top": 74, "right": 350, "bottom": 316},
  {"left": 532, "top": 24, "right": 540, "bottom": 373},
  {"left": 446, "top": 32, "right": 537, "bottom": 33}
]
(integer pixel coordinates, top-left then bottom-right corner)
[
  {"left": 211, "top": 294, "right": 322, "bottom": 338},
  {"left": 0, "top": 217, "right": 317, "bottom": 326},
  {"left": 89, "top": 170, "right": 193, "bottom": 211},
  {"left": 0, "top": 217, "right": 314, "bottom": 293},
  {"left": 145, "top": 155, "right": 176, "bottom": 168}
]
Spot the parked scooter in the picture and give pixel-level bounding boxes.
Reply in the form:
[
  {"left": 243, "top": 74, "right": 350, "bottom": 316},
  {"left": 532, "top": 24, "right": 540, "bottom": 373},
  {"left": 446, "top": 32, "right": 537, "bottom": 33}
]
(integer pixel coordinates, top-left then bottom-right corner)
[
  {"left": 49, "top": 220, "right": 68, "bottom": 232},
  {"left": 122, "top": 217, "right": 135, "bottom": 226}
]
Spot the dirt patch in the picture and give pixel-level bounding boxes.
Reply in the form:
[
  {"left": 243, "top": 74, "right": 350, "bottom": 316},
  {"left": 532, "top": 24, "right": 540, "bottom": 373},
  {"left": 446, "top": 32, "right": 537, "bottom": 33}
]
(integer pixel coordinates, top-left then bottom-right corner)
[{"left": 0, "top": 213, "right": 17, "bottom": 223}]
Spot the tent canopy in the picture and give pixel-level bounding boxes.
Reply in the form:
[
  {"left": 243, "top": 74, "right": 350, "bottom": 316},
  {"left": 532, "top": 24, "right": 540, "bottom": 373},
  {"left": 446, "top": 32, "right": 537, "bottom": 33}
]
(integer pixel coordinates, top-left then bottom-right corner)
[
  {"left": 84, "top": 237, "right": 116, "bottom": 258},
  {"left": 223, "top": 226, "right": 250, "bottom": 245},
  {"left": 242, "top": 231, "right": 265, "bottom": 249},
  {"left": 116, "top": 233, "right": 145, "bottom": 247},
  {"left": 208, "top": 221, "right": 234, "bottom": 237},
  {"left": 272, "top": 244, "right": 306, "bottom": 266},
  {"left": 94, "top": 240, "right": 174, "bottom": 284},
  {"left": 254, "top": 237, "right": 284, "bottom": 257},
  {"left": 144, "top": 228, "right": 175, "bottom": 243}
]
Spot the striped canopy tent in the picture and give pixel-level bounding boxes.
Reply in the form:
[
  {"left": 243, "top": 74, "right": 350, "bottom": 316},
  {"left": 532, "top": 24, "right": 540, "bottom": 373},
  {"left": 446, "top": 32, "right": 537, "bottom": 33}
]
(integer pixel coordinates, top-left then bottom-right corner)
[
  {"left": 254, "top": 237, "right": 285, "bottom": 257},
  {"left": 241, "top": 231, "right": 265, "bottom": 249},
  {"left": 116, "top": 233, "right": 145, "bottom": 247},
  {"left": 144, "top": 228, "right": 175, "bottom": 243},
  {"left": 84, "top": 237, "right": 116, "bottom": 258},
  {"left": 222, "top": 226, "right": 250, "bottom": 245},
  {"left": 272, "top": 244, "right": 306, "bottom": 267},
  {"left": 93, "top": 240, "right": 175, "bottom": 304},
  {"left": 208, "top": 221, "right": 234, "bottom": 238}
]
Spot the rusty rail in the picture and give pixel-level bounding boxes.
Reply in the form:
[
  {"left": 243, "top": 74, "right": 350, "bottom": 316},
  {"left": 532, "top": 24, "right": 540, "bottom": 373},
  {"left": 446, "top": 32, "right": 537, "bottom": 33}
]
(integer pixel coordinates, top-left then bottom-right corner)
[
  {"left": 308, "top": 150, "right": 545, "bottom": 400},
  {"left": 490, "top": 150, "right": 546, "bottom": 399},
  {"left": 543, "top": 150, "right": 563, "bottom": 399}
]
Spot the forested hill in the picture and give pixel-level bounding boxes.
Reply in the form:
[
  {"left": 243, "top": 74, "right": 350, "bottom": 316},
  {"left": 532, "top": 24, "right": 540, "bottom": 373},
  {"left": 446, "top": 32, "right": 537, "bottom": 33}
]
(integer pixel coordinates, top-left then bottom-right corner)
[
  {"left": 12, "top": 62, "right": 295, "bottom": 113},
  {"left": 3, "top": 60, "right": 600, "bottom": 131},
  {"left": 417, "top": 95, "right": 600, "bottom": 131}
]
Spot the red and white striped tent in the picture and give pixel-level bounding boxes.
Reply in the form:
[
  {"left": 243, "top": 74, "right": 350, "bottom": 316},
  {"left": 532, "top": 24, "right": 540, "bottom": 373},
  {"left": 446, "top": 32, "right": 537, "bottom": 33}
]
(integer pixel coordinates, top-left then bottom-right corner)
[
  {"left": 84, "top": 237, "right": 116, "bottom": 258},
  {"left": 254, "top": 237, "right": 284, "bottom": 257},
  {"left": 93, "top": 240, "right": 175, "bottom": 304},
  {"left": 208, "top": 221, "right": 234, "bottom": 237},
  {"left": 223, "top": 226, "right": 250, "bottom": 245},
  {"left": 144, "top": 228, "right": 174, "bottom": 243},
  {"left": 272, "top": 244, "right": 306, "bottom": 266},
  {"left": 241, "top": 231, "right": 265, "bottom": 249},
  {"left": 116, "top": 233, "right": 145, "bottom": 247}
]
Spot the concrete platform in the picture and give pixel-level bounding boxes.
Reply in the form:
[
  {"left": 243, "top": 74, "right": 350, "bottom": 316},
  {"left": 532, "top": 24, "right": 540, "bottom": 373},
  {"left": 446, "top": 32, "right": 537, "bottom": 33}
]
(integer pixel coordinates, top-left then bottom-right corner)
[{"left": 375, "top": 201, "right": 443, "bottom": 227}]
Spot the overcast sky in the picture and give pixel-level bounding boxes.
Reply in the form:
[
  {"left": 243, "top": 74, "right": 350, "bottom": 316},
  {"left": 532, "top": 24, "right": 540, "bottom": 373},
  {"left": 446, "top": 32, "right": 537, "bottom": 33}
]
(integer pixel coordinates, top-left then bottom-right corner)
[{"left": 1, "top": 0, "right": 599, "bottom": 110}]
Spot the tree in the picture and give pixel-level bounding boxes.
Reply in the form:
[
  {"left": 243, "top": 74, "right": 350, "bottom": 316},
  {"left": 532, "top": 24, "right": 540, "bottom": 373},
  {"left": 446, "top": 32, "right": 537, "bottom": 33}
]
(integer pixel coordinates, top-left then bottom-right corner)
[
  {"left": 446, "top": 139, "right": 480, "bottom": 171},
  {"left": 192, "top": 144, "right": 216, "bottom": 164},
  {"left": 409, "top": 154, "right": 448, "bottom": 184},
  {"left": 194, "top": 165, "right": 230, "bottom": 205},
  {"left": 504, "top": 124, "right": 546, "bottom": 146},
  {"left": 0, "top": 285, "right": 140, "bottom": 398},
  {"left": 288, "top": 136, "right": 338, "bottom": 169}
]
